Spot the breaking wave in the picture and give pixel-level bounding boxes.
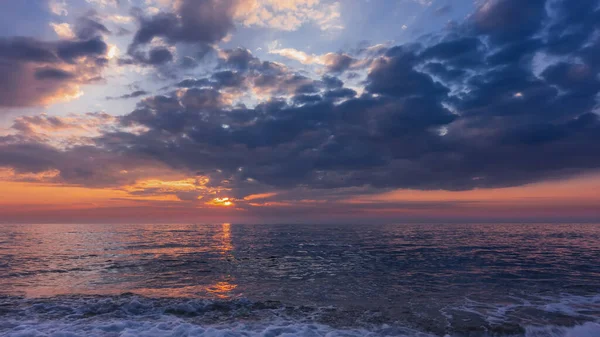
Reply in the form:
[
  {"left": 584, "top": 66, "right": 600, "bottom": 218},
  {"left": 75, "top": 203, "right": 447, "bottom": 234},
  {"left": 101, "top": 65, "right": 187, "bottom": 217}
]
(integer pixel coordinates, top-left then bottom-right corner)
[{"left": 1, "top": 293, "right": 599, "bottom": 336}]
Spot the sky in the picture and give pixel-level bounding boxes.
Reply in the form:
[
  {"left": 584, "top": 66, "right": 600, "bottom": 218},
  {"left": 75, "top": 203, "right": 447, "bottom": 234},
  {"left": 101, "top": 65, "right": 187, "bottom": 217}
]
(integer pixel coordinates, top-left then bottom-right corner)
[{"left": 0, "top": 0, "right": 599, "bottom": 224}]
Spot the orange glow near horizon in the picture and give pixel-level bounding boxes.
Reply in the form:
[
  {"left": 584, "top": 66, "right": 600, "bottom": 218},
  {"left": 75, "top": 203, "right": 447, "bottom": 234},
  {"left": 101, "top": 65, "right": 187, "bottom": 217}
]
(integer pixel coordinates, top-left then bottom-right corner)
[
  {"left": 1, "top": 173, "right": 600, "bottom": 222},
  {"left": 348, "top": 173, "right": 600, "bottom": 204}
]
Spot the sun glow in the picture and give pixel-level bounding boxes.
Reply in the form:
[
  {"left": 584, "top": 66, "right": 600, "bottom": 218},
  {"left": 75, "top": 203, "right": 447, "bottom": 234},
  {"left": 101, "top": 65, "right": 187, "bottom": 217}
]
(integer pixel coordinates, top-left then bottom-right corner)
[{"left": 208, "top": 197, "right": 234, "bottom": 207}]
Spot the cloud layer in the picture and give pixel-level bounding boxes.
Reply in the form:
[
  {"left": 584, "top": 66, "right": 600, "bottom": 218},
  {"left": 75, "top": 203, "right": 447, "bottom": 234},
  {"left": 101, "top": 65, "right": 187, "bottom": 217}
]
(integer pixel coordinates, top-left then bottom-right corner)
[{"left": 1, "top": 0, "right": 600, "bottom": 212}]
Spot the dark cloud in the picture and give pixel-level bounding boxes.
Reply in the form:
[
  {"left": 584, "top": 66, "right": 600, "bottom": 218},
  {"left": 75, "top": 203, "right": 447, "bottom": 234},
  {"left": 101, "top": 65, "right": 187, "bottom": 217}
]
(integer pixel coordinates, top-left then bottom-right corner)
[
  {"left": 212, "top": 71, "right": 246, "bottom": 88},
  {"left": 125, "top": 0, "right": 244, "bottom": 67},
  {"left": 131, "top": 0, "right": 239, "bottom": 47},
  {"left": 148, "top": 47, "right": 173, "bottom": 65},
  {"left": 214, "top": 48, "right": 328, "bottom": 97},
  {"left": 119, "top": 46, "right": 174, "bottom": 66},
  {"left": 366, "top": 46, "right": 448, "bottom": 99},
  {"left": 472, "top": 0, "right": 547, "bottom": 43},
  {"left": 0, "top": 139, "right": 63, "bottom": 174},
  {"left": 545, "top": 0, "right": 600, "bottom": 55},
  {"left": 107, "top": 90, "right": 149, "bottom": 100},
  {"left": 422, "top": 62, "right": 466, "bottom": 82},
  {"left": 0, "top": 37, "right": 58, "bottom": 63},
  {"left": 322, "top": 75, "right": 344, "bottom": 89},
  {"left": 485, "top": 38, "right": 542, "bottom": 66},
  {"left": 34, "top": 67, "right": 75, "bottom": 80},
  {"left": 0, "top": 19, "right": 110, "bottom": 109},
  {"left": 292, "top": 94, "right": 322, "bottom": 105},
  {"left": 57, "top": 37, "right": 107, "bottom": 62},
  {"left": 176, "top": 78, "right": 213, "bottom": 88},
  {"left": 323, "top": 88, "right": 356, "bottom": 100},
  {"left": 74, "top": 13, "right": 111, "bottom": 39},
  {"left": 219, "top": 48, "right": 261, "bottom": 71},
  {"left": 324, "top": 53, "right": 356, "bottom": 74},
  {"left": 419, "top": 37, "right": 483, "bottom": 66}
]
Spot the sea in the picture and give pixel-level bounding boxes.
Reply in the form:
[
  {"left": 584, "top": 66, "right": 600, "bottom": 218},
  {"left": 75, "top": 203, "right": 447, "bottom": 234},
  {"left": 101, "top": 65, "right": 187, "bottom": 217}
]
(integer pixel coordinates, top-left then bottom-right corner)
[{"left": 0, "top": 223, "right": 599, "bottom": 337}]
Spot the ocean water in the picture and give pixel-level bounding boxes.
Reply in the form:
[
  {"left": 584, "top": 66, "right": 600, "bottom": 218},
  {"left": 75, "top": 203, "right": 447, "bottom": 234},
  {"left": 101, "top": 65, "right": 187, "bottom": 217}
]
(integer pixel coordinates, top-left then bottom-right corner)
[{"left": 0, "top": 223, "right": 599, "bottom": 337}]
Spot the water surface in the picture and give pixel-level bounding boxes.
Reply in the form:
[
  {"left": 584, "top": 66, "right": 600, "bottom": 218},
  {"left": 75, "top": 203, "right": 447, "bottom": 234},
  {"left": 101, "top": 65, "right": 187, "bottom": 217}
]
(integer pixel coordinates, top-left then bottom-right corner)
[{"left": 1, "top": 223, "right": 599, "bottom": 336}]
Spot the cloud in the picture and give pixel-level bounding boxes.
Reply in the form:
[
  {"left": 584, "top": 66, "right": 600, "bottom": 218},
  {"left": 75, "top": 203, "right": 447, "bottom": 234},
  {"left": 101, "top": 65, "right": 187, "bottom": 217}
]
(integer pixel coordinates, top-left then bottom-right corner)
[
  {"left": 0, "top": 12, "right": 112, "bottom": 110},
  {"left": 73, "top": 13, "right": 111, "bottom": 40},
  {"left": 268, "top": 48, "right": 327, "bottom": 65},
  {"left": 472, "top": 0, "right": 547, "bottom": 43},
  {"left": 85, "top": 0, "right": 120, "bottom": 8},
  {"left": 8, "top": 112, "right": 117, "bottom": 147},
  {"left": 129, "top": 0, "right": 241, "bottom": 48},
  {"left": 50, "top": 23, "right": 76, "bottom": 39},
  {"left": 268, "top": 45, "right": 382, "bottom": 74},
  {"left": 107, "top": 90, "right": 149, "bottom": 100},
  {"left": 106, "top": 15, "right": 134, "bottom": 24},
  {"left": 236, "top": 0, "right": 342, "bottom": 31},
  {"left": 34, "top": 67, "right": 75, "bottom": 80},
  {"left": 1, "top": 0, "right": 600, "bottom": 202},
  {"left": 49, "top": 0, "right": 68, "bottom": 16},
  {"left": 121, "top": 0, "right": 246, "bottom": 67}
]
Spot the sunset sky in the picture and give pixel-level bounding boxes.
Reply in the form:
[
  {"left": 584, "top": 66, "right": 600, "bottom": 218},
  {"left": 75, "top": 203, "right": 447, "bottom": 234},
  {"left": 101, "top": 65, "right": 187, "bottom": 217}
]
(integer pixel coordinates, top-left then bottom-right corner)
[{"left": 1, "top": 0, "right": 599, "bottom": 223}]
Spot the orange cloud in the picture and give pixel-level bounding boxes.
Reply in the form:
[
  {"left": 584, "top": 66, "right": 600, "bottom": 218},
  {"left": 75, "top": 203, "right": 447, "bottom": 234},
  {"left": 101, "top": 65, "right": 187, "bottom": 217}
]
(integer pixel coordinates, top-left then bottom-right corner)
[
  {"left": 236, "top": 0, "right": 342, "bottom": 31},
  {"left": 207, "top": 197, "right": 234, "bottom": 207},
  {"left": 243, "top": 192, "right": 278, "bottom": 201}
]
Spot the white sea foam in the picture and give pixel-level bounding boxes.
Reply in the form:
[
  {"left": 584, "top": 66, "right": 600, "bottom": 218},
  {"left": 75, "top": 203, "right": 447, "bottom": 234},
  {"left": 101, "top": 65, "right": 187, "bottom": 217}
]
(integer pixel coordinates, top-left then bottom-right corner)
[
  {"left": 1, "top": 295, "right": 599, "bottom": 337},
  {"left": 524, "top": 322, "right": 600, "bottom": 337},
  {"left": 0, "top": 316, "right": 432, "bottom": 337},
  {"left": 444, "top": 293, "right": 600, "bottom": 326},
  {"left": 2, "top": 318, "right": 600, "bottom": 337}
]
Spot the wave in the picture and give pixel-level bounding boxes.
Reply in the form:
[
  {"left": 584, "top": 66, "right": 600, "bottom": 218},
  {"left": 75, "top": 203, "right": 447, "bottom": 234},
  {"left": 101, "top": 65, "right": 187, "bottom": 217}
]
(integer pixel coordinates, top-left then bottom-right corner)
[{"left": 0, "top": 294, "right": 599, "bottom": 336}]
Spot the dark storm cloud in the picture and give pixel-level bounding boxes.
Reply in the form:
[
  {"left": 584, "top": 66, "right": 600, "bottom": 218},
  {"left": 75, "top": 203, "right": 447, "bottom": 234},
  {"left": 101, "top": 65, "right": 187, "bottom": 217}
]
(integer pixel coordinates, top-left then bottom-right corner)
[{"left": 2, "top": 0, "right": 600, "bottom": 195}]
